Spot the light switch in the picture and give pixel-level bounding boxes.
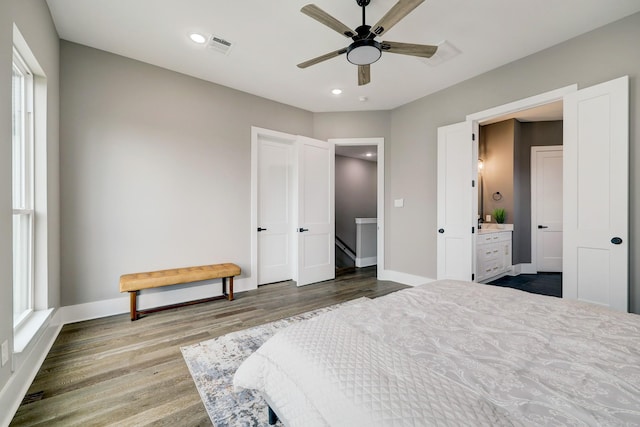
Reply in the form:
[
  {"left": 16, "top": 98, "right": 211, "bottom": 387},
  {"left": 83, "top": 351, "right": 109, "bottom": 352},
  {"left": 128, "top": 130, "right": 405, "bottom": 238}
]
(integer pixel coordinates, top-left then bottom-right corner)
[
  {"left": 486, "top": 214, "right": 491, "bottom": 222},
  {"left": 394, "top": 198, "right": 404, "bottom": 208}
]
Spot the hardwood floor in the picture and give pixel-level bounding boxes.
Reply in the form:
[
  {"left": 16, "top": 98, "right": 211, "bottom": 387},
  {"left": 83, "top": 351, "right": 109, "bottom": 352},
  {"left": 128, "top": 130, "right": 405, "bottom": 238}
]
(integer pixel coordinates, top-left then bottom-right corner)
[{"left": 10, "top": 267, "right": 407, "bottom": 426}]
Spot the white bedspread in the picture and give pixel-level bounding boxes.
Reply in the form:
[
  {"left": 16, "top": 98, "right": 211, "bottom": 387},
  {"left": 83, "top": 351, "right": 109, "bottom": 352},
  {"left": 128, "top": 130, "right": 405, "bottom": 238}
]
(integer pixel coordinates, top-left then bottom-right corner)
[{"left": 234, "top": 280, "right": 640, "bottom": 426}]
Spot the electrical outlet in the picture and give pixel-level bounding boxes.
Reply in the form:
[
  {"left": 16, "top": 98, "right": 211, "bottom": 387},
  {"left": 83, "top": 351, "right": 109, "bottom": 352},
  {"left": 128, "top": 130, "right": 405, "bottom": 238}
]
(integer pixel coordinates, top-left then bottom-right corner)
[{"left": 1, "top": 340, "right": 8, "bottom": 367}]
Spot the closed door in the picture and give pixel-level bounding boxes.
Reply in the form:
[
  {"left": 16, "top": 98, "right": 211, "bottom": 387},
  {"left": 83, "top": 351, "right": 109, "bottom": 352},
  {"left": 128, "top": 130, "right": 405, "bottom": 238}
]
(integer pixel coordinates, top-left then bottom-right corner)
[
  {"left": 437, "top": 121, "right": 476, "bottom": 281},
  {"left": 257, "top": 139, "right": 294, "bottom": 285},
  {"left": 533, "top": 147, "right": 563, "bottom": 272},
  {"left": 297, "top": 136, "right": 335, "bottom": 286},
  {"left": 563, "top": 76, "right": 628, "bottom": 312}
]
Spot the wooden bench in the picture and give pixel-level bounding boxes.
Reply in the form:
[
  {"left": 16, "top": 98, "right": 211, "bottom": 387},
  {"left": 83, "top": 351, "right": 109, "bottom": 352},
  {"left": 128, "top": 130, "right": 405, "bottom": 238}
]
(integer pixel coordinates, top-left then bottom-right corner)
[{"left": 119, "top": 263, "right": 241, "bottom": 321}]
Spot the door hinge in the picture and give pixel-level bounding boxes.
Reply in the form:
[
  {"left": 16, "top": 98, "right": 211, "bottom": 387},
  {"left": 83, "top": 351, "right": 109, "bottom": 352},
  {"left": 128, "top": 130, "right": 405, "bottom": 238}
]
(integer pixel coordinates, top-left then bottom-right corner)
[
  {"left": 472, "top": 180, "right": 475, "bottom": 187},
  {"left": 472, "top": 273, "right": 475, "bottom": 281},
  {"left": 472, "top": 226, "right": 475, "bottom": 234},
  {"left": 472, "top": 133, "right": 476, "bottom": 141}
]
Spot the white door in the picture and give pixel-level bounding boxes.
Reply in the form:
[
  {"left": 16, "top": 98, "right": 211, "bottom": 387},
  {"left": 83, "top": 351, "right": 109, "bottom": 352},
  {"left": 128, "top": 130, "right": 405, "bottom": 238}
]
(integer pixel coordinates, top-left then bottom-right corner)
[
  {"left": 258, "top": 139, "right": 294, "bottom": 285},
  {"left": 437, "top": 121, "right": 476, "bottom": 281},
  {"left": 563, "top": 76, "right": 628, "bottom": 312},
  {"left": 297, "top": 136, "right": 335, "bottom": 286},
  {"left": 532, "top": 147, "right": 563, "bottom": 272}
]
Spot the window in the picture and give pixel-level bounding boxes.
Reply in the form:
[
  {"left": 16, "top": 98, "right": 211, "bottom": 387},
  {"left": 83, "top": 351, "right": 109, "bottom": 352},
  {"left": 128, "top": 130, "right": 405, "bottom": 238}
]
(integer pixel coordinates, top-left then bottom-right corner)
[{"left": 12, "top": 48, "right": 34, "bottom": 328}]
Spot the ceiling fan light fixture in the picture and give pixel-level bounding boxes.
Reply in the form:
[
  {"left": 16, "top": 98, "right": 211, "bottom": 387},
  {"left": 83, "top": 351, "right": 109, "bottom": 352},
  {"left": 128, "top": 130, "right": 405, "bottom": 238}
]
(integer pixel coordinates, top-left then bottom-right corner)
[{"left": 347, "top": 39, "right": 382, "bottom": 65}]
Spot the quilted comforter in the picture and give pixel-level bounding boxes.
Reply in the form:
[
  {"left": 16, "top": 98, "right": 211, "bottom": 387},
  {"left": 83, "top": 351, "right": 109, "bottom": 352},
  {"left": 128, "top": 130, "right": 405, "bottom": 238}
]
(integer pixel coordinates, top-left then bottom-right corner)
[{"left": 233, "top": 280, "right": 640, "bottom": 426}]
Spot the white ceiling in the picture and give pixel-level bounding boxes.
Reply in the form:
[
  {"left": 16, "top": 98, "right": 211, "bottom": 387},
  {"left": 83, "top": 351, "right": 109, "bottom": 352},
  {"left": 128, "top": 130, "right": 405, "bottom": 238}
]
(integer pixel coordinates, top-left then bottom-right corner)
[
  {"left": 45, "top": 0, "right": 640, "bottom": 113},
  {"left": 336, "top": 145, "right": 378, "bottom": 162}
]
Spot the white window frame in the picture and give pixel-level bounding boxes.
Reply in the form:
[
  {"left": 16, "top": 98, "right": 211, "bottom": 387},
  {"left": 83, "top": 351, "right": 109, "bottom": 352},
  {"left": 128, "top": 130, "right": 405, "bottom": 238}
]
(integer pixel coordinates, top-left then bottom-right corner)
[{"left": 12, "top": 48, "right": 35, "bottom": 329}]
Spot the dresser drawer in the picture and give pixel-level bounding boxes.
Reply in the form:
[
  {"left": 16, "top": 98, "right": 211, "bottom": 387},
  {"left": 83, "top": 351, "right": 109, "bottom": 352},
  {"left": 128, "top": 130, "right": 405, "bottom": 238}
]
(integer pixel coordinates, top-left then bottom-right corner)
[
  {"left": 477, "top": 231, "right": 511, "bottom": 244},
  {"left": 478, "top": 245, "right": 501, "bottom": 262}
]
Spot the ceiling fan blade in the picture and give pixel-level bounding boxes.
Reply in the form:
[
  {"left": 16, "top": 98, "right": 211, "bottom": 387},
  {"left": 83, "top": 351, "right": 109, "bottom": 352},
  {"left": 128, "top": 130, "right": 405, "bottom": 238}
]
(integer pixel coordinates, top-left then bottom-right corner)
[
  {"left": 358, "top": 64, "right": 370, "bottom": 86},
  {"left": 370, "top": 0, "right": 425, "bottom": 37},
  {"left": 381, "top": 41, "right": 438, "bottom": 58},
  {"left": 301, "top": 4, "right": 357, "bottom": 38},
  {"left": 297, "top": 48, "right": 348, "bottom": 69}
]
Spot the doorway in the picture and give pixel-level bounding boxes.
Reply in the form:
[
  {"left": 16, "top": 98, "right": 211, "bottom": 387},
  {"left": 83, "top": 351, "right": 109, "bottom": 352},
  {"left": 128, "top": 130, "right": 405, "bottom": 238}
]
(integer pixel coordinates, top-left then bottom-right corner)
[
  {"left": 438, "top": 77, "right": 629, "bottom": 311},
  {"left": 478, "top": 113, "right": 564, "bottom": 276},
  {"left": 329, "top": 137, "right": 385, "bottom": 276}
]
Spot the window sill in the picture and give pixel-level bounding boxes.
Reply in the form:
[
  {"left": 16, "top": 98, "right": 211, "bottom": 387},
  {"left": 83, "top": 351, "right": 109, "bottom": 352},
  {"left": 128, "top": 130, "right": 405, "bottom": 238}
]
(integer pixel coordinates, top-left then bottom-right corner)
[{"left": 14, "top": 308, "right": 54, "bottom": 353}]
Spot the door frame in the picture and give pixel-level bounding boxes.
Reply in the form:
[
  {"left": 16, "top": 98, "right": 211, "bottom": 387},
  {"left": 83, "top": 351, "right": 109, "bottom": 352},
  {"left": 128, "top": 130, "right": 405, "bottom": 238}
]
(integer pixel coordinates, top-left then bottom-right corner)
[
  {"left": 466, "top": 84, "right": 577, "bottom": 278},
  {"left": 329, "top": 137, "right": 385, "bottom": 276},
  {"left": 531, "top": 145, "right": 563, "bottom": 273}
]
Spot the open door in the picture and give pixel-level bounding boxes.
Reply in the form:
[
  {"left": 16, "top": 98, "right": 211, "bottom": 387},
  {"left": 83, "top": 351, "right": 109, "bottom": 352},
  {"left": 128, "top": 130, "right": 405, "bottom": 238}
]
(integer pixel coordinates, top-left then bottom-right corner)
[
  {"left": 297, "top": 136, "right": 335, "bottom": 286},
  {"left": 257, "top": 138, "right": 295, "bottom": 285},
  {"left": 563, "top": 76, "right": 628, "bottom": 312},
  {"left": 437, "top": 121, "right": 476, "bottom": 280}
]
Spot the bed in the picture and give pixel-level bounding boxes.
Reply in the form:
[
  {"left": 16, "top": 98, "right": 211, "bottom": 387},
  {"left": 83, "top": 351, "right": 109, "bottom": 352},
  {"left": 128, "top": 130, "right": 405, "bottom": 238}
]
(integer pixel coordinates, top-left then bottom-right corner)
[{"left": 233, "top": 280, "right": 640, "bottom": 426}]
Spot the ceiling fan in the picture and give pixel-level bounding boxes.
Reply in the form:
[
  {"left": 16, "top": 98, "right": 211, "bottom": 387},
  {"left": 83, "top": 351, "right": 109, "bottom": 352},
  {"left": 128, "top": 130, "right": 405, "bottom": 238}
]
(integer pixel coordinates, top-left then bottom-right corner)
[{"left": 297, "top": 0, "right": 438, "bottom": 86}]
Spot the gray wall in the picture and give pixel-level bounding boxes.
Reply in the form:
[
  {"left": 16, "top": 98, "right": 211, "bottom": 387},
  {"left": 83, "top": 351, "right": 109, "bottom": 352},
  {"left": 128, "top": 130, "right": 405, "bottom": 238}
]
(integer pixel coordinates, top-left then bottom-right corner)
[
  {"left": 59, "top": 41, "right": 313, "bottom": 305},
  {"left": 388, "top": 12, "right": 640, "bottom": 312},
  {"left": 480, "top": 120, "right": 516, "bottom": 223},
  {"left": 514, "top": 121, "right": 563, "bottom": 263},
  {"left": 335, "top": 155, "right": 377, "bottom": 251},
  {"left": 0, "top": 0, "right": 60, "bottom": 394}
]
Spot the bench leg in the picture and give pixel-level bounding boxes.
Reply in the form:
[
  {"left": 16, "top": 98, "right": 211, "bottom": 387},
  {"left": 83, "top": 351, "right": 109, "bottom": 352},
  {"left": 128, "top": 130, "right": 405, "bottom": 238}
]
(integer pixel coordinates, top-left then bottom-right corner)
[
  {"left": 129, "top": 291, "right": 138, "bottom": 321},
  {"left": 222, "top": 277, "right": 235, "bottom": 301}
]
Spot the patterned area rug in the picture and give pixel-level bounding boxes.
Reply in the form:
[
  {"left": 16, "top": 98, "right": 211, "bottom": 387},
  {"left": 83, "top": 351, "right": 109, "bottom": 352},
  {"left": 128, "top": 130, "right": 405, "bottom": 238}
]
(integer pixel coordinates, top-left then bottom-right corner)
[{"left": 181, "top": 299, "right": 367, "bottom": 426}]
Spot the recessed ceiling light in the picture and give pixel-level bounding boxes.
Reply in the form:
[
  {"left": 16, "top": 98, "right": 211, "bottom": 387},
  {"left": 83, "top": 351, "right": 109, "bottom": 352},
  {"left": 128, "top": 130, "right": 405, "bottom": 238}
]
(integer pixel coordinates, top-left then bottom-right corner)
[
  {"left": 365, "top": 153, "right": 374, "bottom": 157},
  {"left": 331, "top": 89, "right": 342, "bottom": 95},
  {"left": 189, "top": 33, "right": 207, "bottom": 44}
]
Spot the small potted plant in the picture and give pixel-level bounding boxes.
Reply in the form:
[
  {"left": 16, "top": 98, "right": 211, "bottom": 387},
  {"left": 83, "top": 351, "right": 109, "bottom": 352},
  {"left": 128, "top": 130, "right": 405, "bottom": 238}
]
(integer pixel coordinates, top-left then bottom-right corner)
[{"left": 493, "top": 208, "right": 506, "bottom": 228}]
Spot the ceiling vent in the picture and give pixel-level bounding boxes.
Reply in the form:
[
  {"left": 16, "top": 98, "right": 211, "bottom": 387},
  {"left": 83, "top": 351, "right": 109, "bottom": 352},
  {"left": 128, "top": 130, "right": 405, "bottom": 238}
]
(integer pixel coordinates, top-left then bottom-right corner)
[
  {"left": 421, "top": 40, "right": 461, "bottom": 67},
  {"left": 208, "top": 36, "right": 233, "bottom": 55}
]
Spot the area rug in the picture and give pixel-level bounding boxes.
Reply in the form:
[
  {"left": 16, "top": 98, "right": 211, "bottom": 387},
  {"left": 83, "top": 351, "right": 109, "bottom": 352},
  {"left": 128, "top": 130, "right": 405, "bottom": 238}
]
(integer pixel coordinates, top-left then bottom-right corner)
[{"left": 181, "top": 298, "right": 368, "bottom": 426}]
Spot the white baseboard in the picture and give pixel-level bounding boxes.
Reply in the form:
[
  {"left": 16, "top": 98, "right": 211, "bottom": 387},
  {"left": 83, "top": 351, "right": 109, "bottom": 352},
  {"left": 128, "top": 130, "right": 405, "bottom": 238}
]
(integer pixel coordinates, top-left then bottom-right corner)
[
  {"left": 355, "top": 256, "right": 377, "bottom": 268},
  {"left": 378, "top": 269, "right": 434, "bottom": 286},
  {"left": 0, "top": 310, "right": 62, "bottom": 427},
  {"left": 60, "top": 277, "right": 254, "bottom": 324},
  {"left": 510, "top": 263, "right": 537, "bottom": 275}
]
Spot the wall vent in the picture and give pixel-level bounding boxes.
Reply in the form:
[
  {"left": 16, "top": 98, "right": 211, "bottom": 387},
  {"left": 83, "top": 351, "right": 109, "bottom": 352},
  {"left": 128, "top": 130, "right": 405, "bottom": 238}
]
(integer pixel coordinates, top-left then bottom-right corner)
[{"left": 208, "top": 36, "right": 233, "bottom": 55}]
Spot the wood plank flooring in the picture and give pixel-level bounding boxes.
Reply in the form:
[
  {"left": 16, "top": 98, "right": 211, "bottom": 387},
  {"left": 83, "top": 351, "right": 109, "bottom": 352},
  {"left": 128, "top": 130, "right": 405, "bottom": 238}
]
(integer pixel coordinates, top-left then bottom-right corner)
[{"left": 11, "top": 267, "right": 407, "bottom": 426}]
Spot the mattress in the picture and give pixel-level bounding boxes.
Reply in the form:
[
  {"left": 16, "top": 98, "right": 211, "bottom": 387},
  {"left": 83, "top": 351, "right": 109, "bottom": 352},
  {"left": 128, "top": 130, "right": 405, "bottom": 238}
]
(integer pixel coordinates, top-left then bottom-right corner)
[{"left": 233, "top": 280, "right": 640, "bottom": 426}]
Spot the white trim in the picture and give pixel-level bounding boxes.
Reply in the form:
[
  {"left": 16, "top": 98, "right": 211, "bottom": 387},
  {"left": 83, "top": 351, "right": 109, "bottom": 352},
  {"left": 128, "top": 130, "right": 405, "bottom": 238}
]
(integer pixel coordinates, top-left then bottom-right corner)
[
  {"left": 466, "top": 85, "right": 577, "bottom": 123},
  {"left": 511, "top": 263, "right": 537, "bottom": 275},
  {"left": 378, "top": 269, "right": 433, "bottom": 287},
  {"left": 355, "top": 256, "right": 377, "bottom": 268},
  {"left": 59, "top": 277, "right": 252, "bottom": 324},
  {"left": 329, "top": 137, "right": 385, "bottom": 275},
  {"left": 0, "top": 310, "right": 61, "bottom": 427},
  {"left": 531, "top": 146, "right": 563, "bottom": 273},
  {"left": 355, "top": 217, "right": 377, "bottom": 224}
]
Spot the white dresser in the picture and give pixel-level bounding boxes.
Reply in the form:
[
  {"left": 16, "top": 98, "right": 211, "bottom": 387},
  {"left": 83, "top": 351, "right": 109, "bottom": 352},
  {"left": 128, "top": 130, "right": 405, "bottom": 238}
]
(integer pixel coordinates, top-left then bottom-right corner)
[{"left": 476, "top": 229, "right": 512, "bottom": 282}]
